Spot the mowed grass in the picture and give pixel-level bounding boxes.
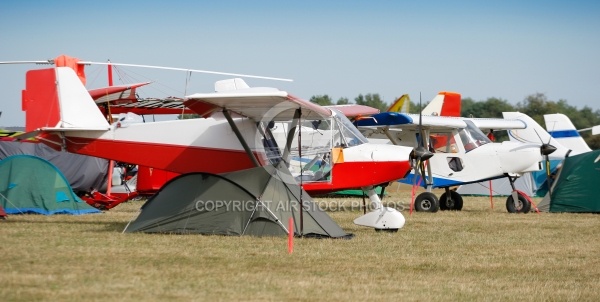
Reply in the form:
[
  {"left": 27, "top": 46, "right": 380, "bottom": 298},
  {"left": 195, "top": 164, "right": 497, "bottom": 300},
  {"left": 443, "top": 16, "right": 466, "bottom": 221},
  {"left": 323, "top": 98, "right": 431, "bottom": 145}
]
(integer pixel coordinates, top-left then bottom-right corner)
[{"left": 1, "top": 185, "right": 599, "bottom": 301}]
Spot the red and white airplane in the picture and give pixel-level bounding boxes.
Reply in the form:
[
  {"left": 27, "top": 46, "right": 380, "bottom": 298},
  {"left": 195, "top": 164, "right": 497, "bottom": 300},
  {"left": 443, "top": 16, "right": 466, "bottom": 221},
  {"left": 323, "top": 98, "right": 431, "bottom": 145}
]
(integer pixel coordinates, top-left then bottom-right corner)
[{"left": 15, "top": 59, "right": 414, "bottom": 231}]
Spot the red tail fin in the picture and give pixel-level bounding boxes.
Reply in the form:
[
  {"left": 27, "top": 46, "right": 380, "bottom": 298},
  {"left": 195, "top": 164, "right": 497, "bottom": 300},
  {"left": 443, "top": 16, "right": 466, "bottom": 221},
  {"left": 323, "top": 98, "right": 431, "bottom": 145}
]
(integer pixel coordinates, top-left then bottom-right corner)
[
  {"left": 438, "top": 91, "right": 461, "bottom": 117},
  {"left": 21, "top": 67, "right": 109, "bottom": 133},
  {"left": 22, "top": 68, "right": 61, "bottom": 132}
]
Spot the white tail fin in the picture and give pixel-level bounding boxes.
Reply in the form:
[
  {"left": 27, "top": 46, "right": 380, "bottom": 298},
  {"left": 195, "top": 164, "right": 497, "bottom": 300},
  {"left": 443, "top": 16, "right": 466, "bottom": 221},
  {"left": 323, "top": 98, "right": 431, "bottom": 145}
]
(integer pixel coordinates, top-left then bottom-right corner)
[
  {"left": 543, "top": 113, "right": 592, "bottom": 154},
  {"left": 22, "top": 67, "right": 109, "bottom": 132}
]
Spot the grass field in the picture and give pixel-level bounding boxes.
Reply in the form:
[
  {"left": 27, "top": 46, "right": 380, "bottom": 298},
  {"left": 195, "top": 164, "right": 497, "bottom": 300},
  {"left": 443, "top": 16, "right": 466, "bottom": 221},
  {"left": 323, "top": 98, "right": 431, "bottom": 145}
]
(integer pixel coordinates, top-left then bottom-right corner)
[{"left": 1, "top": 185, "right": 599, "bottom": 301}]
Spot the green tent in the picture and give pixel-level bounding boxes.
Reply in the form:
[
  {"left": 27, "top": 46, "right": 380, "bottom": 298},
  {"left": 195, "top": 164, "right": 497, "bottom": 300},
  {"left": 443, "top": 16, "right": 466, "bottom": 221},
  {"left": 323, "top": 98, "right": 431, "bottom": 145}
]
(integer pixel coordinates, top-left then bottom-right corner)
[
  {"left": 537, "top": 150, "right": 600, "bottom": 213},
  {"left": 0, "top": 155, "right": 101, "bottom": 215},
  {"left": 124, "top": 163, "right": 350, "bottom": 238}
]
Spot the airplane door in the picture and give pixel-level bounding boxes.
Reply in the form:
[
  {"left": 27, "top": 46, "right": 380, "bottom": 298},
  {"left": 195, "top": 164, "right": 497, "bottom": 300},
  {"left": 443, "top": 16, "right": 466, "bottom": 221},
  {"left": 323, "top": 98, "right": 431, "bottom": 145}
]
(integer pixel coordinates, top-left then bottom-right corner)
[{"left": 428, "top": 131, "right": 465, "bottom": 178}]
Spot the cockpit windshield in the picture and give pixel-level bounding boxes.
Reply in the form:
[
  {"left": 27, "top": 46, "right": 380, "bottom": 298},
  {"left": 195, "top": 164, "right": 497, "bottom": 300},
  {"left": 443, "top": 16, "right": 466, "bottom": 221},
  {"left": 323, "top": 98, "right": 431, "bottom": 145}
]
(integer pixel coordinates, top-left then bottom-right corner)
[
  {"left": 459, "top": 121, "right": 492, "bottom": 152},
  {"left": 330, "top": 109, "right": 368, "bottom": 147}
]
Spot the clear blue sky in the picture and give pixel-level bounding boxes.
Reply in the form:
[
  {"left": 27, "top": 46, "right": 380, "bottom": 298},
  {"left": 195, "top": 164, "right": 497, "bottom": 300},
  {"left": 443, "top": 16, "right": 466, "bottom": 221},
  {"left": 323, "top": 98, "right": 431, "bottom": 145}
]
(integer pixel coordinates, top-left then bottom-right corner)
[{"left": 1, "top": 0, "right": 599, "bottom": 127}]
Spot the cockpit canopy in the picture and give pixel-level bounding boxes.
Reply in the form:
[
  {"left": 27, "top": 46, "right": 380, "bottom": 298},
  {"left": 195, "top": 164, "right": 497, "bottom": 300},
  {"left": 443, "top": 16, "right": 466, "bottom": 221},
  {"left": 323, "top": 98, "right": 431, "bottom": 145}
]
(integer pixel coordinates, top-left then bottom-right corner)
[{"left": 459, "top": 121, "right": 491, "bottom": 152}]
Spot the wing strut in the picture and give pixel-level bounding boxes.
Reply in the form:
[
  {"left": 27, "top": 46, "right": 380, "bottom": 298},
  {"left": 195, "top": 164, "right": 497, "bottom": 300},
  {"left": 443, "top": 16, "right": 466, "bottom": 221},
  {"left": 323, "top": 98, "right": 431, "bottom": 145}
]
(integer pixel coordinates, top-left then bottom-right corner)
[
  {"left": 281, "top": 109, "right": 302, "bottom": 163},
  {"left": 223, "top": 109, "right": 260, "bottom": 167}
]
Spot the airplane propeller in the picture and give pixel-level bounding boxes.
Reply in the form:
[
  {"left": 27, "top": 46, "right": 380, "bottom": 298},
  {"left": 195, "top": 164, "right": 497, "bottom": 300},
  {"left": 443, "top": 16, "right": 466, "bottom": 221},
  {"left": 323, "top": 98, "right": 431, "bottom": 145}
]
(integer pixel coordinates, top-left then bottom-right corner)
[
  {"left": 534, "top": 129, "right": 557, "bottom": 196},
  {"left": 410, "top": 93, "right": 434, "bottom": 213}
]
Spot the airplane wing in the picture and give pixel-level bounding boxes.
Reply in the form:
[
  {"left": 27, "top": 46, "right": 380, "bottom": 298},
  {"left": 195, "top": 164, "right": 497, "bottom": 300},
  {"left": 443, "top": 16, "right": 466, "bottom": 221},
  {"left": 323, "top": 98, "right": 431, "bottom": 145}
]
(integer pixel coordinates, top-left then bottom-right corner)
[
  {"left": 464, "top": 117, "right": 526, "bottom": 131},
  {"left": 324, "top": 104, "right": 379, "bottom": 118},
  {"left": 88, "top": 83, "right": 196, "bottom": 115},
  {"left": 356, "top": 112, "right": 526, "bottom": 131},
  {"left": 102, "top": 97, "right": 194, "bottom": 115},
  {"left": 89, "top": 82, "right": 150, "bottom": 104},
  {"left": 184, "top": 86, "right": 331, "bottom": 121}
]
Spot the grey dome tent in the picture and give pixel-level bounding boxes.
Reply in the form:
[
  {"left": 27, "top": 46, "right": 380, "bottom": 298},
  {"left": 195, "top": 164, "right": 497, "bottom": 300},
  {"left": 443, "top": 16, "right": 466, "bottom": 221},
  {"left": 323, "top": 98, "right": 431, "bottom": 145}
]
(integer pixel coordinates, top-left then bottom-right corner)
[
  {"left": 124, "top": 163, "right": 350, "bottom": 238},
  {"left": 0, "top": 155, "right": 101, "bottom": 215}
]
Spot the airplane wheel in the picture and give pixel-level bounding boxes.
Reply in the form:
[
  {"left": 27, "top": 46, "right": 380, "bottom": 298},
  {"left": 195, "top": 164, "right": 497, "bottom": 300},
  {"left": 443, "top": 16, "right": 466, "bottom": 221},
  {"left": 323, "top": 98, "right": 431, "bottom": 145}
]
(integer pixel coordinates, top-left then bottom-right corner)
[
  {"left": 506, "top": 193, "right": 531, "bottom": 213},
  {"left": 439, "top": 191, "right": 463, "bottom": 211},
  {"left": 375, "top": 228, "right": 399, "bottom": 233},
  {"left": 415, "top": 192, "right": 439, "bottom": 213}
]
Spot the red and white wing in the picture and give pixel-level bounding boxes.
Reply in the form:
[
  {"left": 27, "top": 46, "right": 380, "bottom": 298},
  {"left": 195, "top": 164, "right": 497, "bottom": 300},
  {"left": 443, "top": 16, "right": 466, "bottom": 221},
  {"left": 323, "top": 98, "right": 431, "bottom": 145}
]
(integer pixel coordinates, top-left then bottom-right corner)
[
  {"left": 89, "top": 82, "right": 150, "bottom": 104},
  {"left": 184, "top": 87, "right": 332, "bottom": 121},
  {"left": 325, "top": 104, "right": 380, "bottom": 118}
]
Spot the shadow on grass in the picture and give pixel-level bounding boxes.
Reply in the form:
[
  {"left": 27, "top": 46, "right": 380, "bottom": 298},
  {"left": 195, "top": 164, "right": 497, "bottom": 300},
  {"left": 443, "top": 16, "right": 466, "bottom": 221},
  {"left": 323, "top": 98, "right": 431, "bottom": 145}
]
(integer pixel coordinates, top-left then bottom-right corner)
[{"left": 1, "top": 217, "right": 131, "bottom": 233}]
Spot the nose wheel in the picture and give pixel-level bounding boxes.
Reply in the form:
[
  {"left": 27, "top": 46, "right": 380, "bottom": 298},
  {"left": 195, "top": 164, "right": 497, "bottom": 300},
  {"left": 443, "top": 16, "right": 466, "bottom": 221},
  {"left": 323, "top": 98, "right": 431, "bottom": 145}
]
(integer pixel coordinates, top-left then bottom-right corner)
[
  {"left": 506, "top": 191, "right": 531, "bottom": 213},
  {"left": 506, "top": 176, "right": 532, "bottom": 213}
]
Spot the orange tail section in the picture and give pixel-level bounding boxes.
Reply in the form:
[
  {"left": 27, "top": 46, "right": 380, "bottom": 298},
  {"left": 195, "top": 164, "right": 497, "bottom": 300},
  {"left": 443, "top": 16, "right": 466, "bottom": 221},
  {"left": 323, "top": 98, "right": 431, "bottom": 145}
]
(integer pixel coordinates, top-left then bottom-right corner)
[{"left": 438, "top": 91, "right": 461, "bottom": 117}]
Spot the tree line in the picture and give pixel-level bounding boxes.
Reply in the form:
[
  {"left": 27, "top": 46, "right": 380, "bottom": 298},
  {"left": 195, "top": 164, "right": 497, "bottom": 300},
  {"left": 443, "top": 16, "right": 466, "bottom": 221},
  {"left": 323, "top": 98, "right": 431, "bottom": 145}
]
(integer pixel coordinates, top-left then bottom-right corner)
[{"left": 309, "top": 93, "right": 600, "bottom": 149}]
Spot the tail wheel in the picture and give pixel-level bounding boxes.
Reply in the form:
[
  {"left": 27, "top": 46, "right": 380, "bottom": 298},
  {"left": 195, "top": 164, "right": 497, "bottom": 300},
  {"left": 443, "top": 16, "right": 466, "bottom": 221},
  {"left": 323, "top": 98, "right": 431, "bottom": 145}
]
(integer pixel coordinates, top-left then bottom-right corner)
[
  {"left": 506, "top": 193, "right": 531, "bottom": 213},
  {"left": 415, "top": 192, "right": 439, "bottom": 213},
  {"left": 439, "top": 191, "right": 464, "bottom": 211}
]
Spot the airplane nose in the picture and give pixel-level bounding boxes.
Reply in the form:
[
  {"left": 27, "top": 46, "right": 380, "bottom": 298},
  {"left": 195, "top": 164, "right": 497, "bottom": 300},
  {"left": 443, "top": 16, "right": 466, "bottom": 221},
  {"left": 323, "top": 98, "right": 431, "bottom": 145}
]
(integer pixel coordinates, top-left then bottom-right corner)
[
  {"left": 541, "top": 143, "right": 557, "bottom": 156},
  {"left": 343, "top": 143, "right": 412, "bottom": 163},
  {"left": 370, "top": 144, "right": 413, "bottom": 162},
  {"left": 497, "top": 142, "right": 545, "bottom": 173}
]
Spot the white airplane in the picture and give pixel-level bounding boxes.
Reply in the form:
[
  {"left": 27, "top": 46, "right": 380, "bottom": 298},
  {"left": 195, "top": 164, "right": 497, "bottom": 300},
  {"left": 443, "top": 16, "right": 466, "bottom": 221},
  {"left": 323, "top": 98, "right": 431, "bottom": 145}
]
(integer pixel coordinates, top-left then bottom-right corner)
[
  {"left": 13, "top": 60, "right": 415, "bottom": 231},
  {"left": 501, "top": 111, "right": 600, "bottom": 198},
  {"left": 354, "top": 110, "right": 556, "bottom": 214},
  {"left": 457, "top": 112, "right": 575, "bottom": 199}
]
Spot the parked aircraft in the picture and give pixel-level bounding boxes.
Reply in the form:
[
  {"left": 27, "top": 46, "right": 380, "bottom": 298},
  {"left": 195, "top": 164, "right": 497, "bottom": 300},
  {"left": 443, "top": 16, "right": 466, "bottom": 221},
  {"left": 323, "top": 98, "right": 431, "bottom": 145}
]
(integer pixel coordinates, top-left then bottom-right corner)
[
  {"left": 354, "top": 107, "right": 556, "bottom": 214},
  {"left": 14, "top": 61, "right": 415, "bottom": 231}
]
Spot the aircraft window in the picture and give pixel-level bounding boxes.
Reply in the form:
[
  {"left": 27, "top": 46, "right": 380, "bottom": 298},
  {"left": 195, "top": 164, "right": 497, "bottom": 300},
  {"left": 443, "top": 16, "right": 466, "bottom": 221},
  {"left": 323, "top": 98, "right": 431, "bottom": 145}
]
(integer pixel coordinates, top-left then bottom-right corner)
[
  {"left": 295, "top": 152, "right": 333, "bottom": 183},
  {"left": 330, "top": 109, "right": 368, "bottom": 147},
  {"left": 429, "top": 132, "right": 458, "bottom": 153},
  {"left": 459, "top": 121, "right": 492, "bottom": 152},
  {"left": 447, "top": 157, "right": 464, "bottom": 172}
]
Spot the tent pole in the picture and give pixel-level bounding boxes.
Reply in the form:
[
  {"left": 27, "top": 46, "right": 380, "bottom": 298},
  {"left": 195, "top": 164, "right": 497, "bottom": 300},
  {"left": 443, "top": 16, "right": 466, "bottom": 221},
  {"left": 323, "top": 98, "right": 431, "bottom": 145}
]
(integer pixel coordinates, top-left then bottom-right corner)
[
  {"left": 223, "top": 109, "right": 260, "bottom": 167},
  {"left": 297, "top": 109, "right": 304, "bottom": 237}
]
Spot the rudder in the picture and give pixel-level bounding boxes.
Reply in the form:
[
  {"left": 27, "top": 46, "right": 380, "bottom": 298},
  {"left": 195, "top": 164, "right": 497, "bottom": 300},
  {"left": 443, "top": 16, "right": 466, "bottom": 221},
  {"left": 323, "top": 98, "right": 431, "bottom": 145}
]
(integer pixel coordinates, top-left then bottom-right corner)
[{"left": 21, "top": 67, "right": 109, "bottom": 132}]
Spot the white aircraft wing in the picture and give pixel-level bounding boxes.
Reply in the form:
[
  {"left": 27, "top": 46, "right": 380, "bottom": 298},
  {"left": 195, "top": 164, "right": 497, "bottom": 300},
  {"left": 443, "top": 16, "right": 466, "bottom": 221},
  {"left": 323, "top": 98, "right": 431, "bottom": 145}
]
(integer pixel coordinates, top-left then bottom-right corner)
[
  {"left": 464, "top": 118, "right": 526, "bottom": 131},
  {"left": 185, "top": 86, "right": 331, "bottom": 121},
  {"left": 356, "top": 112, "right": 525, "bottom": 131}
]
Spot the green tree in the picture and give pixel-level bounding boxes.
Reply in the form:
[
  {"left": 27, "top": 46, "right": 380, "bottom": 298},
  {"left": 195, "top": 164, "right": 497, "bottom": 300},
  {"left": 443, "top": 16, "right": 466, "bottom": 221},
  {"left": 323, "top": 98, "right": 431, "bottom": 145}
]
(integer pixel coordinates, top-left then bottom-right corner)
[
  {"left": 336, "top": 97, "right": 349, "bottom": 105},
  {"left": 462, "top": 97, "right": 515, "bottom": 119},
  {"left": 354, "top": 93, "right": 388, "bottom": 112},
  {"left": 516, "top": 93, "right": 600, "bottom": 149},
  {"left": 515, "top": 93, "right": 553, "bottom": 125},
  {"left": 309, "top": 95, "right": 333, "bottom": 106}
]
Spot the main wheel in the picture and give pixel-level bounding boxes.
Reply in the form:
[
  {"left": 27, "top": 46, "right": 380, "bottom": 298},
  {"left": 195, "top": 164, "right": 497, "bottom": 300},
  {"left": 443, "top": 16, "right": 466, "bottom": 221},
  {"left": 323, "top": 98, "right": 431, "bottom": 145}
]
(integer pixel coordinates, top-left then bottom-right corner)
[
  {"left": 415, "top": 192, "right": 439, "bottom": 213},
  {"left": 506, "top": 193, "right": 531, "bottom": 213},
  {"left": 375, "top": 228, "right": 399, "bottom": 233},
  {"left": 439, "top": 191, "right": 464, "bottom": 211}
]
